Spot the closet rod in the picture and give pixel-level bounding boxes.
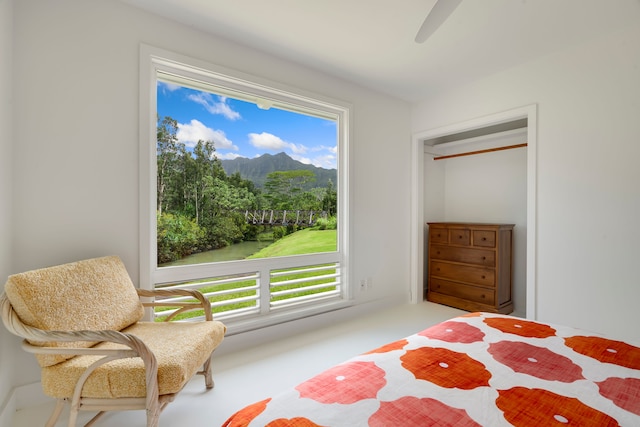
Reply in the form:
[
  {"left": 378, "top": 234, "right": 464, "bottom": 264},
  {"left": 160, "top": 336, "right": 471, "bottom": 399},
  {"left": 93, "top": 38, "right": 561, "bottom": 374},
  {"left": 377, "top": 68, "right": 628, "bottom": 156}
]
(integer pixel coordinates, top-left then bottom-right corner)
[{"left": 433, "top": 143, "right": 527, "bottom": 161}]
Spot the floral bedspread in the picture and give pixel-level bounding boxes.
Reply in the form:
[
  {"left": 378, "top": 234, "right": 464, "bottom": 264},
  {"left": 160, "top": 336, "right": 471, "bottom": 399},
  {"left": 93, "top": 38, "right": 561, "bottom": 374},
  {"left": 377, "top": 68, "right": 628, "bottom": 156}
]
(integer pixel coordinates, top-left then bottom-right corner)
[{"left": 222, "top": 312, "right": 640, "bottom": 426}]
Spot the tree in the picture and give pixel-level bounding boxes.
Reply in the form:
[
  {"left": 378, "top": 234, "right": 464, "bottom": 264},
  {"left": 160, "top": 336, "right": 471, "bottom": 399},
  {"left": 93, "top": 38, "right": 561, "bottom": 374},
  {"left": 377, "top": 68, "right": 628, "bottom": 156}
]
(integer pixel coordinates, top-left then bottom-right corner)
[
  {"left": 293, "top": 190, "right": 323, "bottom": 211},
  {"left": 156, "top": 116, "right": 183, "bottom": 215},
  {"left": 189, "top": 140, "right": 218, "bottom": 224},
  {"left": 264, "top": 170, "right": 316, "bottom": 209},
  {"left": 322, "top": 179, "right": 337, "bottom": 215},
  {"left": 156, "top": 211, "right": 204, "bottom": 263}
]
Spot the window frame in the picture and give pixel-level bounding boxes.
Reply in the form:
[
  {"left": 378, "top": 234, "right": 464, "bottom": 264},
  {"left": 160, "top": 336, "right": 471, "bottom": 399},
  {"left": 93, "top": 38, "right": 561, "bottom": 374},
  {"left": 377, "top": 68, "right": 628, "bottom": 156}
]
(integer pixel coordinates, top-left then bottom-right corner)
[{"left": 139, "top": 45, "right": 352, "bottom": 332}]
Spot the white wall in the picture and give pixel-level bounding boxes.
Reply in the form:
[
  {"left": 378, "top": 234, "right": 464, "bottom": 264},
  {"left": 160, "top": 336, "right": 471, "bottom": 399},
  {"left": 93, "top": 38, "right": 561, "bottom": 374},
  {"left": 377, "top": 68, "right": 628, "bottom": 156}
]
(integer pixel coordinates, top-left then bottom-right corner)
[
  {"left": 412, "top": 21, "right": 640, "bottom": 342},
  {"left": 0, "top": 0, "right": 16, "bottom": 422},
  {"left": 423, "top": 131, "right": 528, "bottom": 316},
  {"left": 3, "top": 0, "right": 411, "bottom": 404}
]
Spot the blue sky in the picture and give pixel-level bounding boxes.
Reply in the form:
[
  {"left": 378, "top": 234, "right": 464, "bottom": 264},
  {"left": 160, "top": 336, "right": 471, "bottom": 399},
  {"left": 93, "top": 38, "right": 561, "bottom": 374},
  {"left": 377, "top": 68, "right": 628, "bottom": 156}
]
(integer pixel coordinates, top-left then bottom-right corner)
[{"left": 157, "top": 81, "right": 337, "bottom": 169}]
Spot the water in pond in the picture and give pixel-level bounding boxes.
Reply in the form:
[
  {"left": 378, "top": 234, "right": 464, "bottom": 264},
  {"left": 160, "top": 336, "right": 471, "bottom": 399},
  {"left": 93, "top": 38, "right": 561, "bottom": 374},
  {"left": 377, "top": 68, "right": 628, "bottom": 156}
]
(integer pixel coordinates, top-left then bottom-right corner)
[{"left": 159, "top": 240, "right": 273, "bottom": 267}]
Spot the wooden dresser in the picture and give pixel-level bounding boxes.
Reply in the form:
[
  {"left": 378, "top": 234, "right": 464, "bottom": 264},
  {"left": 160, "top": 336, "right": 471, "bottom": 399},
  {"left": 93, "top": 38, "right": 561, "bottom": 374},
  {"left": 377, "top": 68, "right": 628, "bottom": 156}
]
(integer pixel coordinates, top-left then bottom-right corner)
[{"left": 426, "top": 222, "right": 514, "bottom": 314}]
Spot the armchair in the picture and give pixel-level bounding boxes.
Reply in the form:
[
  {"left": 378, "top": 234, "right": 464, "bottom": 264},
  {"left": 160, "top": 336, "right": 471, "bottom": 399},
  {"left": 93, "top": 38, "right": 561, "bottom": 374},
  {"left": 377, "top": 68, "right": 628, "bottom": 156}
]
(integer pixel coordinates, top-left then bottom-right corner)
[{"left": 1, "top": 256, "right": 226, "bottom": 427}]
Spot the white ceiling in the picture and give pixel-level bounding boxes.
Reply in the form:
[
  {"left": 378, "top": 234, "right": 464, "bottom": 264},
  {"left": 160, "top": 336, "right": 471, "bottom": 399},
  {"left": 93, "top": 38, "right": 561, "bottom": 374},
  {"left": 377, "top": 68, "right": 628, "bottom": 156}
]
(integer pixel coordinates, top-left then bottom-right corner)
[{"left": 120, "top": 0, "right": 640, "bottom": 103}]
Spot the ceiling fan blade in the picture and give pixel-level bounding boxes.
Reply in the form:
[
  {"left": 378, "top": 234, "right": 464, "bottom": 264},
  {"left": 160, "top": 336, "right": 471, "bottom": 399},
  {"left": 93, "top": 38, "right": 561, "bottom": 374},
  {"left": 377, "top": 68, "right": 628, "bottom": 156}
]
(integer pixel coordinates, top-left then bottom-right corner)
[{"left": 415, "top": 0, "right": 463, "bottom": 43}]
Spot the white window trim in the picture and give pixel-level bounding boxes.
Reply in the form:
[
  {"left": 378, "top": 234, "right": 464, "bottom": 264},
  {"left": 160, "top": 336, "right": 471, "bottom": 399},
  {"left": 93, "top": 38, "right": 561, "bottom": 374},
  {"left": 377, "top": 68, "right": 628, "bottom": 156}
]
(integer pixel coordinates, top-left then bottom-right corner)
[{"left": 138, "top": 44, "right": 353, "bottom": 331}]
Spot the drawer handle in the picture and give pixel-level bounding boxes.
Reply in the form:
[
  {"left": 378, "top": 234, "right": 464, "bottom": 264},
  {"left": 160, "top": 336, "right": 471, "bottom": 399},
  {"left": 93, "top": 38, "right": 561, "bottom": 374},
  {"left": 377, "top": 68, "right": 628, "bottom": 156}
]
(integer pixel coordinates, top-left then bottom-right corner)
[
  {"left": 482, "top": 256, "right": 486, "bottom": 260},
  {"left": 482, "top": 237, "right": 487, "bottom": 241},
  {"left": 436, "top": 251, "right": 441, "bottom": 255},
  {"left": 481, "top": 294, "right": 485, "bottom": 299},
  {"left": 458, "top": 235, "right": 463, "bottom": 239},
  {"left": 481, "top": 275, "right": 486, "bottom": 279}
]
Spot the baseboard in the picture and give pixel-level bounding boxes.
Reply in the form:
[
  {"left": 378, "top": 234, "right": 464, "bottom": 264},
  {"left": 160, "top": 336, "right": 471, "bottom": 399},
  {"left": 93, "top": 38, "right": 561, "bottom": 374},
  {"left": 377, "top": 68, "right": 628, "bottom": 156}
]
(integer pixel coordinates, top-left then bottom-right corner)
[
  {"left": 15, "top": 381, "right": 50, "bottom": 410},
  {"left": 0, "top": 389, "right": 16, "bottom": 427},
  {"left": 0, "top": 382, "right": 52, "bottom": 426}
]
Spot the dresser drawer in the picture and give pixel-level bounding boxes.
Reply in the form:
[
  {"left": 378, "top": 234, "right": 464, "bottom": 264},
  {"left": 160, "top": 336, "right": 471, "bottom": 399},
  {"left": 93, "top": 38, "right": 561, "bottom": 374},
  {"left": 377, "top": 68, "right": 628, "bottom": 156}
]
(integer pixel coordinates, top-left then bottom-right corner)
[
  {"left": 430, "top": 245, "right": 495, "bottom": 267},
  {"left": 429, "top": 227, "right": 449, "bottom": 244},
  {"left": 473, "top": 230, "right": 496, "bottom": 248},
  {"left": 430, "top": 278, "right": 495, "bottom": 305},
  {"left": 430, "top": 261, "right": 495, "bottom": 287},
  {"left": 448, "top": 229, "right": 470, "bottom": 246}
]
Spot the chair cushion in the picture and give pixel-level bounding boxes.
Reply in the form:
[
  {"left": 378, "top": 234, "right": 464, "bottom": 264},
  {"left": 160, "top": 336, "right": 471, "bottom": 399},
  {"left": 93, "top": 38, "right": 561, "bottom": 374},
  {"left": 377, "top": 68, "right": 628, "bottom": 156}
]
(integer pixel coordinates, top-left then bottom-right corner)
[
  {"left": 4, "top": 256, "right": 144, "bottom": 367},
  {"left": 40, "top": 320, "right": 226, "bottom": 398}
]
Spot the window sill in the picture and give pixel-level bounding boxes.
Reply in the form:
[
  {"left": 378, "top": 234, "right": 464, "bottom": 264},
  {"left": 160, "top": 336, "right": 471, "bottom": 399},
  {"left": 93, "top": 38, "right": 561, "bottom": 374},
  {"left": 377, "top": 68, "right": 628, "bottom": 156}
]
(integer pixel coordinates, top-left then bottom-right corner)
[{"left": 220, "top": 298, "right": 354, "bottom": 336}]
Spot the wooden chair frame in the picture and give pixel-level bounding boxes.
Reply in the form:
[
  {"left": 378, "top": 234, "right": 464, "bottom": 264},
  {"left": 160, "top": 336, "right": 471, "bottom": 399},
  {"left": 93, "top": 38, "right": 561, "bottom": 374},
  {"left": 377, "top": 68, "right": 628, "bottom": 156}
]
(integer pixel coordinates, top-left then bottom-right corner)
[{"left": 1, "top": 288, "right": 219, "bottom": 427}]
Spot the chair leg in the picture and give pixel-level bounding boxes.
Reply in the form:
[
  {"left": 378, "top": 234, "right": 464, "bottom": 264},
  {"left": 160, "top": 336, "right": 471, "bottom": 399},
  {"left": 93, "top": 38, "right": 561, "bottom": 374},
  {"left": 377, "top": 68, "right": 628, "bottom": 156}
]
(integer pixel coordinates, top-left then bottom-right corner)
[
  {"left": 84, "top": 411, "right": 107, "bottom": 427},
  {"left": 146, "top": 406, "right": 161, "bottom": 427},
  {"left": 67, "top": 403, "right": 80, "bottom": 427},
  {"left": 45, "top": 399, "right": 66, "bottom": 427},
  {"left": 202, "top": 354, "right": 214, "bottom": 389}
]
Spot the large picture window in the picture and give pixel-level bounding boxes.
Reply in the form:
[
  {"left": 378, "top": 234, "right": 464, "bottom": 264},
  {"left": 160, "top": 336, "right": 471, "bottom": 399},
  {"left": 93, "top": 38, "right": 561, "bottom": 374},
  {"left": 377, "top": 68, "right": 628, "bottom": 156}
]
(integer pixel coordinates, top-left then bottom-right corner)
[{"left": 140, "top": 46, "right": 351, "bottom": 332}]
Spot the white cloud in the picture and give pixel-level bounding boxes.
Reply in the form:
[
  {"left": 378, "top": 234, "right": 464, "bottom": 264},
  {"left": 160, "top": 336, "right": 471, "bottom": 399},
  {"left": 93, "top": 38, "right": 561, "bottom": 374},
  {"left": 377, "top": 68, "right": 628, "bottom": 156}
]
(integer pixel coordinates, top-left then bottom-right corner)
[
  {"left": 312, "top": 153, "right": 337, "bottom": 169},
  {"left": 158, "top": 81, "right": 181, "bottom": 92},
  {"left": 248, "top": 132, "right": 287, "bottom": 150},
  {"left": 301, "top": 145, "right": 338, "bottom": 168},
  {"left": 187, "top": 93, "right": 241, "bottom": 121},
  {"left": 177, "top": 119, "right": 238, "bottom": 151},
  {"left": 290, "top": 154, "right": 312, "bottom": 165},
  {"left": 289, "top": 143, "right": 307, "bottom": 154},
  {"left": 312, "top": 144, "right": 337, "bottom": 154},
  {"left": 215, "top": 152, "right": 245, "bottom": 160},
  {"left": 248, "top": 132, "right": 308, "bottom": 155}
]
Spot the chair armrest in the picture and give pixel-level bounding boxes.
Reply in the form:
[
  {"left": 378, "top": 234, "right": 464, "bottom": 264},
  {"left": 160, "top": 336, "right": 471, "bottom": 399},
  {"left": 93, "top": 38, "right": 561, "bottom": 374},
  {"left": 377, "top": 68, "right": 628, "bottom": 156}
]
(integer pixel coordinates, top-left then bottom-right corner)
[
  {"left": 2, "top": 293, "right": 152, "bottom": 355},
  {"left": 2, "top": 292, "right": 154, "bottom": 360},
  {"left": 20, "top": 329, "right": 152, "bottom": 360},
  {"left": 137, "top": 288, "right": 213, "bottom": 321}
]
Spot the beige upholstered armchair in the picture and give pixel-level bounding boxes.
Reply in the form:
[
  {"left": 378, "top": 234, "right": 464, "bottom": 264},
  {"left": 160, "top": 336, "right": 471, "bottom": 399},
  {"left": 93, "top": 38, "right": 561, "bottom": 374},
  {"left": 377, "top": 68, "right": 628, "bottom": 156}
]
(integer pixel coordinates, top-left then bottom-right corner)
[{"left": 1, "top": 256, "right": 226, "bottom": 427}]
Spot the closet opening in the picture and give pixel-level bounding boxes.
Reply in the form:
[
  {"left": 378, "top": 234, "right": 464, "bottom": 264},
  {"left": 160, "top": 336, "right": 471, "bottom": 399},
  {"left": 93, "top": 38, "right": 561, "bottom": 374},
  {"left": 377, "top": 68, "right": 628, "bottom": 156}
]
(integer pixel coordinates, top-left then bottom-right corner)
[{"left": 410, "top": 105, "right": 537, "bottom": 319}]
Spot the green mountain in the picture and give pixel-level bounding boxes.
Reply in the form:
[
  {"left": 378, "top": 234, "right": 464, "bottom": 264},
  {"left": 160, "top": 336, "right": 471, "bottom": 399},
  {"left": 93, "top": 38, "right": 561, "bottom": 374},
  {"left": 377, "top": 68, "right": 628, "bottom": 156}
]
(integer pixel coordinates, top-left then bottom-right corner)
[{"left": 220, "top": 152, "right": 337, "bottom": 189}]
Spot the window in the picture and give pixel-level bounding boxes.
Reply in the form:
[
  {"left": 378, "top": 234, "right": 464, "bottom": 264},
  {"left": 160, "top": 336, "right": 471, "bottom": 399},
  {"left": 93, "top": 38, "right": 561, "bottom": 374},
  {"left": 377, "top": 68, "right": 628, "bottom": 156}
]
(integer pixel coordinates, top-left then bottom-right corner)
[{"left": 140, "top": 46, "right": 351, "bottom": 332}]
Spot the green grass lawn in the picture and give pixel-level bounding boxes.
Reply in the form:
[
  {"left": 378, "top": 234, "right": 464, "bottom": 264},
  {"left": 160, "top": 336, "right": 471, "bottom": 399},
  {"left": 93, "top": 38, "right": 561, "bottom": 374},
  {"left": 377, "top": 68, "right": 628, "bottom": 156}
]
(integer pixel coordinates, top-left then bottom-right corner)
[{"left": 247, "top": 228, "right": 336, "bottom": 258}]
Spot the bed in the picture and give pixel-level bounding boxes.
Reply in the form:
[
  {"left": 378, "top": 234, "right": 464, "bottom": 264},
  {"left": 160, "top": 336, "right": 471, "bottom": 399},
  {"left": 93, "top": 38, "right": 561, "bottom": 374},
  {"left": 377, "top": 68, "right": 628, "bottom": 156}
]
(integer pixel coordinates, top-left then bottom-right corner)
[{"left": 222, "top": 312, "right": 640, "bottom": 426}]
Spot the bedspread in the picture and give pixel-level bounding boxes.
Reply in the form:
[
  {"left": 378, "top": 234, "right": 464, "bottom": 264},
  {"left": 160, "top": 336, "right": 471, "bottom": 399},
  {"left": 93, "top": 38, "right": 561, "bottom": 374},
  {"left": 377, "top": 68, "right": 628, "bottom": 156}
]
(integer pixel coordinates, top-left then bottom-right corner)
[{"left": 222, "top": 312, "right": 640, "bottom": 426}]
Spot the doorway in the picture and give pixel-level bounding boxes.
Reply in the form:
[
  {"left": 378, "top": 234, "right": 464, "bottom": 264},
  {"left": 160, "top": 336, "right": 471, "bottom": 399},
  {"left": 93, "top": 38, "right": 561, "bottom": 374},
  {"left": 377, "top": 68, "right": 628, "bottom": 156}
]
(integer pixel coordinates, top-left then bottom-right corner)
[{"left": 410, "top": 104, "right": 537, "bottom": 319}]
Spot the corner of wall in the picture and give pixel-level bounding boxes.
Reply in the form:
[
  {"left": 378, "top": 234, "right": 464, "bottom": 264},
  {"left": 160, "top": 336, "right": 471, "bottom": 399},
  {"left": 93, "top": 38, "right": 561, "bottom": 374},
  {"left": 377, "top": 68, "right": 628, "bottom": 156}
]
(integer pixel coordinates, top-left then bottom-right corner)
[
  {"left": 0, "top": 389, "right": 16, "bottom": 427},
  {"left": 0, "top": 0, "right": 14, "bottom": 419},
  {"left": 0, "top": 381, "right": 50, "bottom": 426}
]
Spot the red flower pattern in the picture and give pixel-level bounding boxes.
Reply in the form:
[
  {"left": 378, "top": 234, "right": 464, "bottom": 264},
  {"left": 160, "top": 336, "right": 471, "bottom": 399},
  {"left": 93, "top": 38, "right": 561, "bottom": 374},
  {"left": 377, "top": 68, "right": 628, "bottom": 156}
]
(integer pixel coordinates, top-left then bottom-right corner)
[
  {"left": 496, "top": 387, "right": 619, "bottom": 426},
  {"left": 295, "top": 361, "right": 386, "bottom": 404},
  {"left": 365, "top": 339, "right": 408, "bottom": 354},
  {"left": 419, "top": 320, "right": 485, "bottom": 343},
  {"left": 401, "top": 347, "right": 491, "bottom": 389},
  {"left": 565, "top": 336, "right": 640, "bottom": 369},
  {"left": 369, "top": 396, "right": 482, "bottom": 427},
  {"left": 484, "top": 317, "right": 557, "bottom": 338},
  {"left": 221, "top": 398, "right": 270, "bottom": 427},
  {"left": 489, "top": 341, "right": 584, "bottom": 382},
  {"left": 597, "top": 377, "right": 640, "bottom": 416},
  {"left": 266, "top": 418, "right": 326, "bottom": 427}
]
